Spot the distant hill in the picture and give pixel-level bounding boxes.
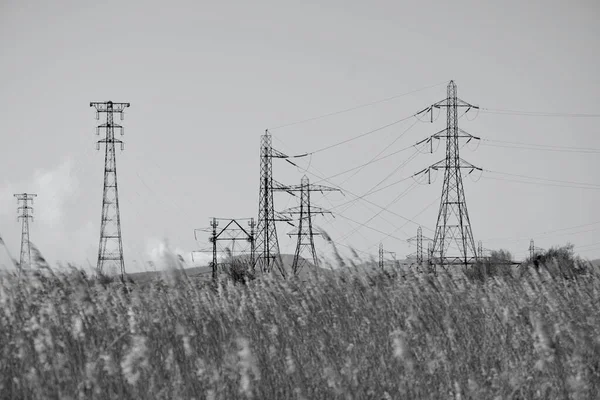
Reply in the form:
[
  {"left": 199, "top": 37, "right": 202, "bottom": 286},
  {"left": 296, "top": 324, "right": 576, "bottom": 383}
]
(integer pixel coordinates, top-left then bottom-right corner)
[
  {"left": 588, "top": 259, "right": 600, "bottom": 268},
  {"left": 125, "top": 253, "right": 420, "bottom": 285},
  {"left": 126, "top": 254, "right": 331, "bottom": 284}
]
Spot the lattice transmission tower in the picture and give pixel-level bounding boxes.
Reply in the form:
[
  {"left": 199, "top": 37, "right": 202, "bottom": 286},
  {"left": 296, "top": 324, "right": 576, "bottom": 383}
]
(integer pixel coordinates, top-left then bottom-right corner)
[
  {"left": 90, "top": 101, "right": 130, "bottom": 279},
  {"left": 529, "top": 239, "right": 544, "bottom": 259},
  {"left": 193, "top": 218, "right": 255, "bottom": 282},
  {"left": 283, "top": 175, "right": 339, "bottom": 275},
  {"left": 415, "top": 81, "right": 481, "bottom": 268},
  {"left": 255, "top": 130, "right": 293, "bottom": 276},
  {"left": 378, "top": 243, "right": 396, "bottom": 269},
  {"left": 14, "top": 193, "right": 37, "bottom": 269},
  {"left": 407, "top": 226, "right": 433, "bottom": 271}
]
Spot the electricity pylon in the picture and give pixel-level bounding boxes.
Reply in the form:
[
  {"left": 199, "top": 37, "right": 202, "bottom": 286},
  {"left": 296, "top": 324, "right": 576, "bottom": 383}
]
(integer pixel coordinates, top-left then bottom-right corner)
[
  {"left": 90, "top": 101, "right": 130, "bottom": 280},
  {"left": 283, "top": 175, "right": 340, "bottom": 275},
  {"left": 407, "top": 226, "right": 433, "bottom": 270},
  {"left": 529, "top": 239, "right": 544, "bottom": 259},
  {"left": 14, "top": 193, "right": 36, "bottom": 269},
  {"left": 414, "top": 81, "right": 481, "bottom": 268},
  {"left": 193, "top": 218, "right": 255, "bottom": 282},
  {"left": 255, "top": 130, "right": 293, "bottom": 277},
  {"left": 379, "top": 243, "right": 396, "bottom": 269}
]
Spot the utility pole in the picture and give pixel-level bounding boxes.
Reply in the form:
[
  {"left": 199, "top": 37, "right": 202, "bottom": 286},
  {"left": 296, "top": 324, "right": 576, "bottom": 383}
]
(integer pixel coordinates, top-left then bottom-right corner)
[
  {"left": 414, "top": 81, "right": 481, "bottom": 269},
  {"left": 90, "top": 101, "right": 129, "bottom": 280},
  {"left": 194, "top": 218, "right": 255, "bottom": 282},
  {"left": 14, "top": 193, "right": 36, "bottom": 269},
  {"left": 379, "top": 243, "right": 384, "bottom": 269},
  {"left": 255, "top": 130, "right": 293, "bottom": 277},
  {"left": 283, "top": 175, "right": 340, "bottom": 275}
]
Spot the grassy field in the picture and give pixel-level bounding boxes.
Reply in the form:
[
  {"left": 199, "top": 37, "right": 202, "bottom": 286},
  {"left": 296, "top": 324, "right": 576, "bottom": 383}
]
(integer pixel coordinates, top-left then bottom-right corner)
[{"left": 1, "top": 251, "right": 600, "bottom": 399}]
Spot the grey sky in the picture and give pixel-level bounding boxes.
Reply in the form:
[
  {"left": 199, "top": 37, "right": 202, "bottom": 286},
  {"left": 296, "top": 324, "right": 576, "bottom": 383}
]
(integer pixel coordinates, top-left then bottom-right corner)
[{"left": 1, "top": 0, "right": 599, "bottom": 272}]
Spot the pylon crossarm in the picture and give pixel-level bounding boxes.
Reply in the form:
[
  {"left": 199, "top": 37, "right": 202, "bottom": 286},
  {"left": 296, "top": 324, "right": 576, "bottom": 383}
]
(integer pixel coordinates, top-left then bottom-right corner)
[
  {"left": 90, "top": 102, "right": 130, "bottom": 112},
  {"left": 458, "top": 128, "right": 480, "bottom": 140},
  {"left": 427, "top": 158, "right": 481, "bottom": 172},
  {"left": 431, "top": 98, "right": 478, "bottom": 109},
  {"left": 272, "top": 180, "right": 298, "bottom": 197},
  {"left": 430, "top": 128, "right": 448, "bottom": 140},
  {"left": 430, "top": 128, "right": 480, "bottom": 141},
  {"left": 273, "top": 211, "right": 293, "bottom": 222},
  {"left": 306, "top": 184, "right": 341, "bottom": 193},
  {"left": 271, "top": 148, "right": 289, "bottom": 158}
]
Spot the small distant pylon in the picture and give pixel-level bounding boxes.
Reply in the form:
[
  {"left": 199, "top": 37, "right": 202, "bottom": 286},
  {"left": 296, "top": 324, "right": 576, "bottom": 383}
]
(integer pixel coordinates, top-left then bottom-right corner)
[
  {"left": 478, "top": 240, "right": 483, "bottom": 259},
  {"left": 14, "top": 193, "right": 37, "bottom": 269},
  {"left": 414, "top": 80, "right": 481, "bottom": 269},
  {"left": 90, "top": 101, "right": 130, "bottom": 280},
  {"left": 529, "top": 239, "right": 534, "bottom": 259},
  {"left": 283, "top": 175, "right": 340, "bottom": 275},
  {"left": 407, "top": 226, "right": 433, "bottom": 270},
  {"left": 378, "top": 244, "right": 396, "bottom": 269},
  {"left": 193, "top": 218, "right": 256, "bottom": 282},
  {"left": 529, "top": 239, "right": 544, "bottom": 259}
]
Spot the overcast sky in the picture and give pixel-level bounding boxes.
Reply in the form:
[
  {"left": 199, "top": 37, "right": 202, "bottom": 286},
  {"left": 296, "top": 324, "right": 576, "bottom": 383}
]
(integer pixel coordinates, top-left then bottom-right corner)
[{"left": 1, "top": 0, "right": 599, "bottom": 273}]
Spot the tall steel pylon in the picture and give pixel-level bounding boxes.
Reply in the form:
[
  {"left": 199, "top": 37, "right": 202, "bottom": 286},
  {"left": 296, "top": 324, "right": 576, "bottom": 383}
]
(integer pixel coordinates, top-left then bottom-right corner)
[
  {"left": 283, "top": 175, "right": 339, "bottom": 275},
  {"left": 14, "top": 193, "right": 36, "bottom": 269},
  {"left": 254, "top": 130, "right": 291, "bottom": 276},
  {"left": 415, "top": 81, "right": 481, "bottom": 268},
  {"left": 90, "top": 101, "right": 130, "bottom": 279}
]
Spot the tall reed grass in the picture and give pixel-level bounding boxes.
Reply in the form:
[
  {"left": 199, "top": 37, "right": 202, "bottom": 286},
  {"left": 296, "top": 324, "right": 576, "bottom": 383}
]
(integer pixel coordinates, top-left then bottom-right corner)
[{"left": 1, "top": 243, "right": 599, "bottom": 399}]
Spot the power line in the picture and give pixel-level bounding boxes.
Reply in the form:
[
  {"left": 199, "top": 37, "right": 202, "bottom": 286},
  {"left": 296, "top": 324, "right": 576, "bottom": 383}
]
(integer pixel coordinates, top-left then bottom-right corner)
[
  {"left": 484, "top": 220, "right": 600, "bottom": 243},
  {"left": 331, "top": 212, "right": 408, "bottom": 242},
  {"left": 337, "top": 181, "right": 419, "bottom": 242},
  {"left": 483, "top": 170, "right": 600, "bottom": 189},
  {"left": 480, "top": 108, "right": 600, "bottom": 118},
  {"left": 327, "top": 175, "right": 416, "bottom": 211},
  {"left": 310, "top": 143, "right": 416, "bottom": 183},
  {"left": 365, "top": 195, "right": 439, "bottom": 252},
  {"left": 284, "top": 156, "right": 429, "bottom": 231},
  {"left": 274, "top": 136, "right": 418, "bottom": 251},
  {"left": 481, "top": 139, "right": 600, "bottom": 154},
  {"left": 481, "top": 176, "right": 600, "bottom": 191},
  {"left": 268, "top": 80, "right": 448, "bottom": 130},
  {"left": 282, "top": 113, "right": 419, "bottom": 157},
  {"left": 574, "top": 240, "right": 600, "bottom": 250},
  {"left": 333, "top": 149, "right": 421, "bottom": 218}
]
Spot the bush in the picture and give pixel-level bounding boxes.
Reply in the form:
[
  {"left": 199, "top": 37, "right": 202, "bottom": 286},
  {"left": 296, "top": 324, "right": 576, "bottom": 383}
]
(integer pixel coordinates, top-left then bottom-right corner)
[
  {"left": 530, "top": 243, "right": 588, "bottom": 279},
  {"left": 224, "top": 257, "right": 255, "bottom": 284},
  {"left": 467, "top": 248, "right": 514, "bottom": 281}
]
